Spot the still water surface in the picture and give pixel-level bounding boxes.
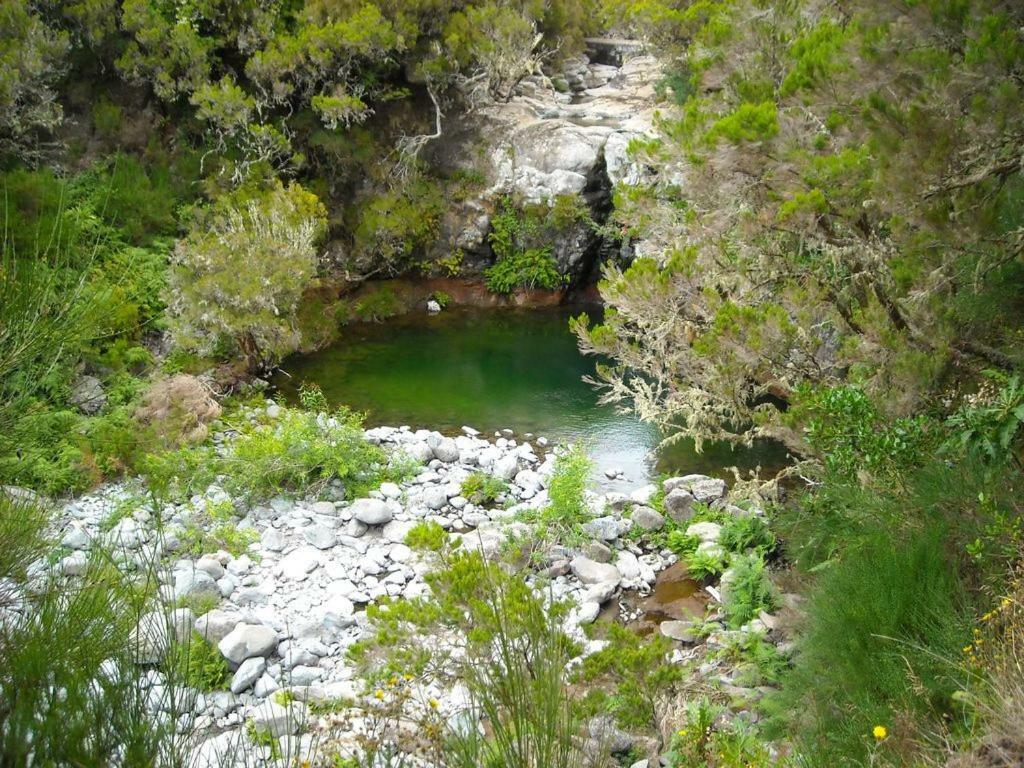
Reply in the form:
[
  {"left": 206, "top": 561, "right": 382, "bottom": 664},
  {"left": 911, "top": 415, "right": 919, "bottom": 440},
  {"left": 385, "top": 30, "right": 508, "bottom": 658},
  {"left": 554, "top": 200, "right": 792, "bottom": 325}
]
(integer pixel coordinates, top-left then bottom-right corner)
[{"left": 273, "top": 307, "right": 786, "bottom": 486}]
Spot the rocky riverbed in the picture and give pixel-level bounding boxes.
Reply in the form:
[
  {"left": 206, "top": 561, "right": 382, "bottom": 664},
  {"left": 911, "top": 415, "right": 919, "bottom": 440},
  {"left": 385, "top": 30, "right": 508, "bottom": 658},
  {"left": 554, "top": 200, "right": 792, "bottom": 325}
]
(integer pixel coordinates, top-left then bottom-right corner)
[{"left": 48, "top": 401, "right": 792, "bottom": 767}]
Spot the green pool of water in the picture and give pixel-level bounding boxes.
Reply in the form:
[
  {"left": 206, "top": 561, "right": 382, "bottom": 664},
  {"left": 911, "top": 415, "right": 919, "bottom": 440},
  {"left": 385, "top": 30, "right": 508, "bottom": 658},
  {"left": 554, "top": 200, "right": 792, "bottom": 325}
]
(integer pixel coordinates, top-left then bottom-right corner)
[{"left": 272, "top": 306, "right": 786, "bottom": 485}]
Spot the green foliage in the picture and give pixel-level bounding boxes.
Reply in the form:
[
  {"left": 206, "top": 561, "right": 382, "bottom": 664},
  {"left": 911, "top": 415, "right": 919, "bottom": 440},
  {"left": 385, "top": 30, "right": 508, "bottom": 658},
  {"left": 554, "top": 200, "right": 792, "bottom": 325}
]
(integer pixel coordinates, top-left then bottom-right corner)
[
  {"left": 356, "top": 549, "right": 585, "bottom": 767},
  {"left": 144, "top": 400, "right": 410, "bottom": 505},
  {"left": 179, "top": 498, "right": 258, "bottom": 558},
  {"left": 429, "top": 290, "right": 451, "bottom": 309},
  {"left": 485, "top": 246, "right": 562, "bottom": 294},
  {"left": 663, "top": 697, "right": 772, "bottom": 768},
  {"left": 351, "top": 181, "right": 444, "bottom": 272},
  {"left": 719, "top": 514, "right": 775, "bottom": 555},
  {"left": 705, "top": 101, "right": 779, "bottom": 144},
  {"left": 686, "top": 546, "right": 727, "bottom": 581},
  {"left": 353, "top": 286, "right": 401, "bottom": 323},
  {"left": 945, "top": 371, "right": 1024, "bottom": 466},
  {"left": 459, "top": 471, "right": 508, "bottom": 506},
  {"left": 0, "top": 0, "right": 68, "bottom": 161},
  {"left": 167, "top": 631, "right": 231, "bottom": 692},
  {"left": 723, "top": 553, "right": 779, "bottom": 629},
  {"left": 484, "top": 198, "right": 567, "bottom": 294},
  {"left": 578, "top": 623, "right": 684, "bottom": 730},
  {"left": 404, "top": 521, "right": 450, "bottom": 553},
  {"left": 0, "top": 496, "right": 174, "bottom": 765},
  {"left": 518, "top": 445, "right": 592, "bottom": 549},
  {"left": 769, "top": 523, "right": 974, "bottom": 765},
  {"left": 168, "top": 181, "right": 328, "bottom": 370},
  {"left": 794, "top": 385, "right": 934, "bottom": 482}
]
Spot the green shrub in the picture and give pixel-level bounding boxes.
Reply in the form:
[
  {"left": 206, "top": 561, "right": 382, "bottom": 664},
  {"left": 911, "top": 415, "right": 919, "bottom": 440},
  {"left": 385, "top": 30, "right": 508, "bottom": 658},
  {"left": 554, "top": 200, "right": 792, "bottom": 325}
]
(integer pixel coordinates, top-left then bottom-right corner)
[
  {"left": 578, "top": 623, "right": 684, "bottom": 730},
  {"left": 355, "top": 550, "right": 585, "bottom": 767},
  {"left": 0, "top": 496, "right": 174, "bottom": 764},
  {"left": 145, "top": 403, "right": 405, "bottom": 503},
  {"left": 663, "top": 697, "right": 772, "bottom": 768},
  {"left": 404, "top": 520, "right": 449, "bottom": 553},
  {"left": 687, "top": 546, "right": 727, "bottom": 581},
  {"left": 518, "top": 445, "right": 592, "bottom": 549},
  {"left": 353, "top": 286, "right": 401, "bottom": 322},
  {"left": 719, "top": 514, "right": 775, "bottom": 555},
  {"left": 459, "top": 471, "right": 507, "bottom": 505},
  {"left": 180, "top": 499, "right": 259, "bottom": 557},
  {"left": 484, "top": 197, "right": 565, "bottom": 294},
  {"left": 167, "top": 631, "right": 231, "bottom": 692},
  {"left": 485, "top": 246, "right": 562, "bottom": 294},
  {"left": 723, "top": 553, "right": 778, "bottom": 629}
]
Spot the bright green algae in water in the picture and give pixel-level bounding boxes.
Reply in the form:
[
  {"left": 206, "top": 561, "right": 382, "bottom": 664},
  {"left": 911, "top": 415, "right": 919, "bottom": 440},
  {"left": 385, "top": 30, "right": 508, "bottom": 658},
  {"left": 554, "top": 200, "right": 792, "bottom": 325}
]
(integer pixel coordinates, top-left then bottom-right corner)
[{"left": 273, "top": 306, "right": 786, "bottom": 484}]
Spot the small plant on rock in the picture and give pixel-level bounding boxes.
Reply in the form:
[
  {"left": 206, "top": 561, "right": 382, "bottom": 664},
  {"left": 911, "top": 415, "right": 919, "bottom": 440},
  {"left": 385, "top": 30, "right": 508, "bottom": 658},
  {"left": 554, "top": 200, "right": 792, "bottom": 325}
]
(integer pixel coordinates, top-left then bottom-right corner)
[
  {"left": 723, "top": 553, "right": 780, "bottom": 629},
  {"left": 459, "top": 472, "right": 507, "bottom": 505},
  {"left": 166, "top": 630, "right": 231, "bottom": 692}
]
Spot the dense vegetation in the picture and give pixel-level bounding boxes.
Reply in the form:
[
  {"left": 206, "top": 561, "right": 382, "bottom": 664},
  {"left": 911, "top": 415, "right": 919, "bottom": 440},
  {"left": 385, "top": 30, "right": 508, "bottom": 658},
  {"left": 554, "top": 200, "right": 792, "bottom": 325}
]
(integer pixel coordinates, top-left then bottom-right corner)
[
  {"left": 576, "top": 1, "right": 1024, "bottom": 765},
  {"left": 1, "top": 0, "right": 1023, "bottom": 766}
]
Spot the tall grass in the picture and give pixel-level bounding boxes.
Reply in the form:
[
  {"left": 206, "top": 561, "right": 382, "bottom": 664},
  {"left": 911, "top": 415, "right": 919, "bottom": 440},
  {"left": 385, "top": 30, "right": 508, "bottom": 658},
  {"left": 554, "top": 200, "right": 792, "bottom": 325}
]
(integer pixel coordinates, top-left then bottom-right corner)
[
  {"left": 0, "top": 495, "right": 185, "bottom": 766},
  {"left": 444, "top": 565, "right": 588, "bottom": 768},
  {"left": 768, "top": 458, "right": 1021, "bottom": 765}
]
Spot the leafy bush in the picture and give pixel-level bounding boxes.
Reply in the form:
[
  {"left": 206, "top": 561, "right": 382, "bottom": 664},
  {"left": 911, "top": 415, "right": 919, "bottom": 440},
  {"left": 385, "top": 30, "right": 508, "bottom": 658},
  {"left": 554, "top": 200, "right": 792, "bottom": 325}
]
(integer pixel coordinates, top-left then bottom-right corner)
[
  {"left": 719, "top": 514, "right": 775, "bottom": 555},
  {"left": 353, "top": 286, "right": 401, "bottom": 322},
  {"left": 167, "top": 631, "right": 231, "bottom": 692},
  {"left": 794, "top": 385, "right": 933, "bottom": 482},
  {"left": 459, "top": 471, "right": 507, "bottom": 505},
  {"left": 404, "top": 520, "right": 449, "bottom": 553},
  {"left": 180, "top": 499, "right": 258, "bottom": 557},
  {"left": 484, "top": 198, "right": 565, "bottom": 294},
  {"left": 145, "top": 403, "right": 406, "bottom": 503},
  {"left": 945, "top": 371, "right": 1024, "bottom": 466},
  {"left": 518, "top": 445, "right": 592, "bottom": 548},
  {"left": 663, "top": 697, "right": 772, "bottom": 768},
  {"left": 723, "top": 553, "right": 779, "bottom": 629},
  {"left": 687, "top": 546, "right": 727, "bottom": 581},
  {"left": 485, "top": 246, "right": 562, "bottom": 294},
  {"left": 578, "top": 623, "right": 683, "bottom": 730},
  {"left": 168, "top": 180, "right": 328, "bottom": 370},
  {"left": 0, "top": 496, "right": 176, "bottom": 764},
  {"left": 353, "top": 550, "right": 585, "bottom": 766}
]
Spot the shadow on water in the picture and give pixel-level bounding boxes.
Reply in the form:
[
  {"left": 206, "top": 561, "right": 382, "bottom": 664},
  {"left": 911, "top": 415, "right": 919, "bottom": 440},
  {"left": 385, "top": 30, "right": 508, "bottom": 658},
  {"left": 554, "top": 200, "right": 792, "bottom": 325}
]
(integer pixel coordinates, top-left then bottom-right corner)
[{"left": 272, "top": 306, "right": 788, "bottom": 486}]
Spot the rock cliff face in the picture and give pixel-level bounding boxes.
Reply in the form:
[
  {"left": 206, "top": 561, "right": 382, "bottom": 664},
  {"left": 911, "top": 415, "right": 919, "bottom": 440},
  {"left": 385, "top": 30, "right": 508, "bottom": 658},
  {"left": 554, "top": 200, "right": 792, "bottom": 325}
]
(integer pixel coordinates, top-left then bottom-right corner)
[{"left": 427, "top": 46, "right": 662, "bottom": 288}]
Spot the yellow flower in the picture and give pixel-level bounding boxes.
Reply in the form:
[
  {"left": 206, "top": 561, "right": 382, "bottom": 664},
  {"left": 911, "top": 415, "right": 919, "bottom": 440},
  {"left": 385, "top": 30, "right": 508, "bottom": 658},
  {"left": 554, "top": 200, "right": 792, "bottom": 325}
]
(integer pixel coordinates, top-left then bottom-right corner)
[
  {"left": 389, "top": 676, "right": 399, "bottom": 686},
  {"left": 374, "top": 689, "right": 384, "bottom": 700},
  {"left": 1001, "top": 597, "right": 1011, "bottom": 608},
  {"left": 963, "top": 645, "right": 973, "bottom": 653},
  {"left": 429, "top": 698, "right": 439, "bottom": 709},
  {"left": 677, "top": 728, "right": 687, "bottom": 737},
  {"left": 872, "top": 725, "right": 888, "bottom": 741}
]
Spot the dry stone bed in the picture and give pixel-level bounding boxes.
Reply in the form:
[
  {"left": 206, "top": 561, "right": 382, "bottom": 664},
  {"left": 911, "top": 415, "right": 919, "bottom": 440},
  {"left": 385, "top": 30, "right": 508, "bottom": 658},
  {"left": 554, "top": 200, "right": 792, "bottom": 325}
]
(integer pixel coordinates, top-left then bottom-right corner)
[{"left": 48, "top": 404, "right": 788, "bottom": 766}]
